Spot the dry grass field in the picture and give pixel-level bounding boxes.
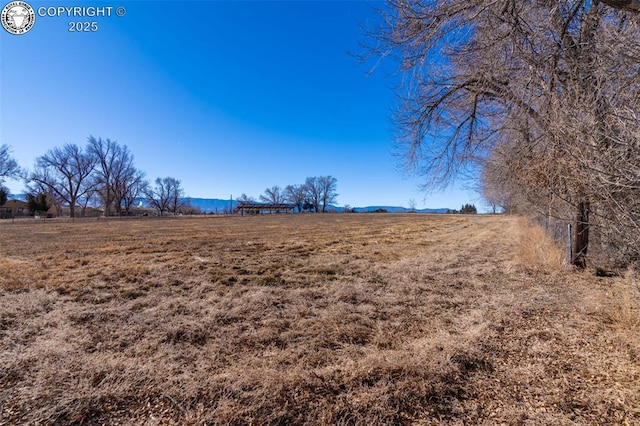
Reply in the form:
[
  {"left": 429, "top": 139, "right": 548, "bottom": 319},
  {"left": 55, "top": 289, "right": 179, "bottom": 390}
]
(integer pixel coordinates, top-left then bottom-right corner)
[{"left": 0, "top": 213, "right": 639, "bottom": 425}]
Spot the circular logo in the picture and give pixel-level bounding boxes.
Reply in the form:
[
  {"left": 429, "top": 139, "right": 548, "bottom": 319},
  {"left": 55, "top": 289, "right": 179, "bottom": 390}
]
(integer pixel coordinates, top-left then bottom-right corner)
[{"left": 1, "top": 1, "right": 35, "bottom": 35}]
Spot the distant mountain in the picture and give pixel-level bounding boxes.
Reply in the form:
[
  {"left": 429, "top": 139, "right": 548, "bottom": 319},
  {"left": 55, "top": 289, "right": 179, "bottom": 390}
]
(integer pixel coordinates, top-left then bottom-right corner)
[
  {"left": 352, "top": 206, "right": 450, "bottom": 214},
  {"left": 185, "top": 199, "right": 450, "bottom": 214},
  {"left": 8, "top": 193, "right": 27, "bottom": 201},
  {"left": 7, "top": 194, "right": 450, "bottom": 214},
  {"left": 183, "top": 198, "right": 237, "bottom": 213}
]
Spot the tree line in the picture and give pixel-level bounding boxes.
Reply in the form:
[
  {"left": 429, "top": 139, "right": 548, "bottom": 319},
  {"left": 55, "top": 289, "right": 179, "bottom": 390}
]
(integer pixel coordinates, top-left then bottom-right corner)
[
  {"left": 0, "top": 140, "right": 340, "bottom": 217},
  {"left": 237, "top": 175, "right": 338, "bottom": 213},
  {"left": 445, "top": 204, "right": 477, "bottom": 215},
  {"left": 0, "top": 138, "right": 189, "bottom": 217},
  {"left": 372, "top": 0, "right": 640, "bottom": 268}
]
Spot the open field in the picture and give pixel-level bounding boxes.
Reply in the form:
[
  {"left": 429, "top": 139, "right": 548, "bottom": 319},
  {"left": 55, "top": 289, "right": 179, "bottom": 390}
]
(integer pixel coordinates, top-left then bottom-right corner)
[{"left": 1, "top": 214, "right": 639, "bottom": 425}]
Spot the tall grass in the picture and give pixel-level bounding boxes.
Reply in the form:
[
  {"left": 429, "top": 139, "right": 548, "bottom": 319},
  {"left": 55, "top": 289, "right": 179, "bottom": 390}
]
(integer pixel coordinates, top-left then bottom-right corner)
[
  {"left": 607, "top": 270, "right": 640, "bottom": 329},
  {"left": 516, "top": 218, "right": 566, "bottom": 273}
]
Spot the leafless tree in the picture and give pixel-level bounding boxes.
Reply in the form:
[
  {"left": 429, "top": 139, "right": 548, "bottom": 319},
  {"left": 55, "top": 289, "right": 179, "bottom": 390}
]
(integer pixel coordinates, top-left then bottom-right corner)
[
  {"left": 260, "top": 185, "right": 286, "bottom": 205},
  {"left": 479, "top": 152, "right": 514, "bottom": 215},
  {"left": 236, "top": 193, "right": 256, "bottom": 205},
  {"left": 88, "top": 136, "right": 135, "bottom": 217},
  {"left": 304, "top": 177, "right": 321, "bottom": 213},
  {"left": 0, "top": 144, "right": 20, "bottom": 183},
  {"left": 285, "top": 184, "right": 307, "bottom": 212},
  {"left": 0, "top": 144, "right": 19, "bottom": 205},
  {"left": 78, "top": 189, "right": 101, "bottom": 217},
  {"left": 318, "top": 176, "right": 338, "bottom": 212},
  {"left": 145, "top": 177, "right": 183, "bottom": 216},
  {"left": 28, "top": 144, "right": 97, "bottom": 218},
  {"left": 117, "top": 168, "right": 147, "bottom": 215},
  {"left": 168, "top": 179, "right": 186, "bottom": 214},
  {"left": 371, "top": 0, "right": 640, "bottom": 267},
  {"left": 408, "top": 198, "right": 417, "bottom": 213}
]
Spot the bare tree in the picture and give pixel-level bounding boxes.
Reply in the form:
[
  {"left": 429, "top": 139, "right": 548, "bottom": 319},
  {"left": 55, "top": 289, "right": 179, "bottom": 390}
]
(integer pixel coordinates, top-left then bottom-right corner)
[
  {"left": 145, "top": 177, "right": 183, "bottom": 216},
  {"left": 29, "top": 144, "right": 97, "bottom": 218},
  {"left": 0, "top": 144, "right": 19, "bottom": 207},
  {"left": 318, "top": 175, "right": 338, "bottom": 212},
  {"left": 285, "top": 184, "right": 307, "bottom": 212},
  {"left": 304, "top": 177, "right": 321, "bottom": 213},
  {"left": 479, "top": 154, "right": 511, "bottom": 215},
  {"left": 118, "top": 168, "right": 146, "bottom": 215},
  {"left": 408, "top": 198, "right": 417, "bottom": 213},
  {"left": 260, "top": 185, "right": 286, "bottom": 205},
  {"left": 236, "top": 193, "right": 256, "bottom": 205},
  {"left": 370, "top": 0, "right": 640, "bottom": 267},
  {"left": 88, "top": 136, "right": 135, "bottom": 217},
  {"left": 168, "top": 179, "right": 186, "bottom": 214},
  {"left": 0, "top": 144, "right": 20, "bottom": 183},
  {"left": 78, "top": 188, "right": 101, "bottom": 217}
]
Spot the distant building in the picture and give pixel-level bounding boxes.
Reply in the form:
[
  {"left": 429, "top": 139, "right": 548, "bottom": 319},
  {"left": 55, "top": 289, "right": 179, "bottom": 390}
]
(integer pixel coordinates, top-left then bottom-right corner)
[
  {"left": 234, "top": 203, "right": 295, "bottom": 215},
  {"left": 0, "top": 199, "right": 58, "bottom": 219},
  {"left": 0, "top": 200, "right": 30, "bottom": 219}
]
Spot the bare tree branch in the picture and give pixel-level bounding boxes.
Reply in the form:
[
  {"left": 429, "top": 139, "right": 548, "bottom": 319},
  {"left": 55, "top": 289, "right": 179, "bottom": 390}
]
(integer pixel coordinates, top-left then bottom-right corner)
[{"left": 371, "top": 0, "right": 640, "bottom": 267}]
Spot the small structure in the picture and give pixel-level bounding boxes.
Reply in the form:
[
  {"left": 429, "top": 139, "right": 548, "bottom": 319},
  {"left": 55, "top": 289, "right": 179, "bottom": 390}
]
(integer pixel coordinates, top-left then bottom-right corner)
[{"left": 234, "top": 203, "right": 295, "bottom": 215}]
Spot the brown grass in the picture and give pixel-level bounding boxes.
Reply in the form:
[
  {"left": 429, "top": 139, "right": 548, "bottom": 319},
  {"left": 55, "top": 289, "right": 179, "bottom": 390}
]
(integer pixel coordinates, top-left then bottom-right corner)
[
  {"left": 516, "top": 217, "right": 566, "bottom": 274},
  {"left": 0, "top": 214, "right": 639, "bottom": 425}
]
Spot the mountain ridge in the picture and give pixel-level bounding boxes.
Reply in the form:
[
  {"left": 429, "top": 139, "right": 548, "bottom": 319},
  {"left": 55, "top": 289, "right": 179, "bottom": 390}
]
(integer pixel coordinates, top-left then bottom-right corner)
[
  {"left": 183, "top": 197, "right": 450, "bottom": 214},
  {"left": 7, "top": 194, "right": 451, "bottom": 214}
]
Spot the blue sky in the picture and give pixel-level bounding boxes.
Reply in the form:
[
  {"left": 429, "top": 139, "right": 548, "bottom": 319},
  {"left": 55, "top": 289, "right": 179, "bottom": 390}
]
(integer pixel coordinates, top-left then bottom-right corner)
[{"left": 1, "top": 0, "right": 477, "bottom": 209}]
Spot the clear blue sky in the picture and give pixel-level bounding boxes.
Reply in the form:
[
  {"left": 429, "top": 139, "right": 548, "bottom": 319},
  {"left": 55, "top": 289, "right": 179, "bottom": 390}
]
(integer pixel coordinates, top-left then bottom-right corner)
[{"left": 0, "top": 0, "right": 477, "bottom": 209}]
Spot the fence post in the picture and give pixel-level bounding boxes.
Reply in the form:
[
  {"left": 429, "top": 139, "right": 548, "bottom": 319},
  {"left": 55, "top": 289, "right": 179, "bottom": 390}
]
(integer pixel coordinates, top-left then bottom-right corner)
[{"left": 567, "top": 223, "right": 573, "bottom": 265}]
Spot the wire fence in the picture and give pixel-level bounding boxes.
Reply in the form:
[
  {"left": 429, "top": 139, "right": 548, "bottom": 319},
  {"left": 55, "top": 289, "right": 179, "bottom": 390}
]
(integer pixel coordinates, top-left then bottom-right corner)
[{"left": 535, "top": 215, "right": 573, "bottom": 265}]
